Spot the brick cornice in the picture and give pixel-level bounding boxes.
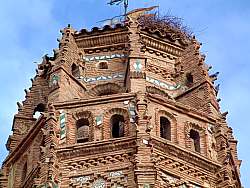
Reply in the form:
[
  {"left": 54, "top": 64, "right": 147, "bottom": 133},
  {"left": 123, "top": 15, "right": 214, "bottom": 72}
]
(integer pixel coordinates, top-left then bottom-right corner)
[
  {"left": 57, "top": 136, "right": 136, "bottom": 160},
  {"left": 140, "top": 33, "right": 185, "bottom": 58},
  {"left": 54, "top": 93, "right": 136, "bottom": 109},
  {"left": 148, "top": 93, "right": 217, "bottom": 124},
  {"left": 75, "top": 30, "right": 128, "bottom": 50},
  {"left": 151, "top": 136, "right": 221, "bottom": 171}
]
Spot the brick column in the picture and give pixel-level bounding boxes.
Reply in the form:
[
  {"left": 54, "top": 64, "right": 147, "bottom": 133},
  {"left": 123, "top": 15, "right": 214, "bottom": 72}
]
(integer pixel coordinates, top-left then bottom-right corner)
[
  {"left": 134, "top": 93, "right": 156, "bottom": 188},
  {"left": 215, "top": 120, "right": 240, "bottom": 188},
  {"left": 38, "top": 103, "right": 59, "bottom": 186}
]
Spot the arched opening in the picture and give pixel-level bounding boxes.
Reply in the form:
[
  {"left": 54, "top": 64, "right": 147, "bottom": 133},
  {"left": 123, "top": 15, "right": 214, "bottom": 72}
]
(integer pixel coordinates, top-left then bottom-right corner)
[
  {"left": 33, "top": 103, "right": 45, "bottom": 119},
  {"left": 21, "top": 162, "right": 27, "bottom": 183},
  {"left": 190, "top": 129, "right": 200, "bottom": 152},
  {"left": 98, "top": 89, "right": 117, "bottom": 96},
  {"left": 186, "top": 73, "right": 194, "bottom": 85},
  {"left": 88, "top": 83, "right": 124, "bottom": 97},
  {"left": 98, "top": 61, "right": 108, "bottom": 69},
  {"left": 111, "top": 114, "right": 124, "bottom": 138},
  {"left": 160, "top": 117, "right": 171, "bottom": 141},
  {"left": 146, "top": 86, "right": 171, "bottom": 99},
  {"left": 71, "top": 63, "right": 80, "bottom": 77},
  {"left": 76, "top": 118, "right": 90, "bottom": 143}
]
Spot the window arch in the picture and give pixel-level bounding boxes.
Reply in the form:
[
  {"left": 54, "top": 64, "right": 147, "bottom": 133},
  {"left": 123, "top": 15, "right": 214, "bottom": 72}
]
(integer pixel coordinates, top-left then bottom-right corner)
[
  {"left": 190, "top": 129, "right": 200, "bottom": 152},
  {"left": 98, "top": 61, "right": 108, "bottom": 69},
  {"left": 146, "top": 86, "right": 172, "bottom": 99},
  {"left": 71, "top": 63, "right": 80, "bottom": 77},
  {"left": 186, "top": 73, "right": 194, "bottom": 85},
  {"left": 110, "top": 114, "right": 125, "bottom": 138},
  {"left": 102, "top": 108, "right": 131, "bottom": 140},
  {"left": 88, "top": 83, "right": 125, "bottom": 97},
  {"left": 160, "top": 117, "right": 171, "bottom": 141},
  {"left": 76, "top": 118, "right": 90, "bottom": 143},
  {"left": 21, "top": 162, "right": 27, "bottom": 183},
  {"left": 157, "top": 110, "right": 177, "bottom": 143}
]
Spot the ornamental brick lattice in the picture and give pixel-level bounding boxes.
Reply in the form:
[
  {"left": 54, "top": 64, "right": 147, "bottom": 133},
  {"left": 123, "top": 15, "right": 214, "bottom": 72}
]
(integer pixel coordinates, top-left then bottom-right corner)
[{"left": 0, "top": 6, "right": 242, "bottom": 188}]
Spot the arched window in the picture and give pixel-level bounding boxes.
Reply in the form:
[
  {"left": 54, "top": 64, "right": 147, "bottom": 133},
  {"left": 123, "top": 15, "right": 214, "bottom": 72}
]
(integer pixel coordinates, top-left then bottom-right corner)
[
  {"left": 186, "top": 73, "right": 193, "bottom": 85},
  {"left": 76, "top": 118, "right": 89, "bottom": 143},
  {"left": 98, "top": 61, "right": 108, "bottom": 69},
  {"left": 160, "top": 117, "right": 171, "bottom": 141},
  {"left": 71, "top": 63, "right": 80, "bottom": 77},
  {"left": 33, "top": 103, "right": 45, "bottom": 119},
  {"left": 190, "top": 129, "right": 200, "bottom": 152},
  {"left": 21, "top": 162, "right": 27, "bottom": 183},
  {"left": 111, "top": 114, "right": 124, "bottom": 138}
]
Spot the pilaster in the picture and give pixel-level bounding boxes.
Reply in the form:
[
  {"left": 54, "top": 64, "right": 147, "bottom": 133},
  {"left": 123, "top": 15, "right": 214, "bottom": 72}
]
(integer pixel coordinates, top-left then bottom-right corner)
[
  {"left": 38, "top": 103, "right": 59, "bottom": 187},
  {"left": 134, "top": 93, "right": 156, "bottom": 188}
]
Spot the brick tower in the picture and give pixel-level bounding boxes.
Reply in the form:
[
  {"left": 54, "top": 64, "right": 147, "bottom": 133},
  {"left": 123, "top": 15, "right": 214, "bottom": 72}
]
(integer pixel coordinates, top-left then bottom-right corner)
[{"left": 0, "top": 7, "right": 242, "bottom": 188}]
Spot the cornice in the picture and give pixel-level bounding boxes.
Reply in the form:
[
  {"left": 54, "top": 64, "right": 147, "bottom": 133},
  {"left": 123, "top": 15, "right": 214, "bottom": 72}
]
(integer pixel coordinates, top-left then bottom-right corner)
[
  {"left": 75, "top": 24, "right": 126, "bottom": 38},
  {"left": 175, "top": 80, "right": 220, "bottom": 113},
  {"left": 175, "top": 80, "right": 215, "bottom": 100},
  {"left": 57, "top": 136, "right": 136, "bottom": 160},
  {"left": 75, "top": 31, "right": 128, "bottom": 50},
  {"left": 140, "top": 33, "right": 184, "bottom": 58},
  {"left": 151, "top": 136, "right": 221, "bottom": 172},
  {"left": 148, "top": 93, "right": 217, "bottom": 124},
  {"left": 54, "top": 93, "right": 136, "bottom": 109}
]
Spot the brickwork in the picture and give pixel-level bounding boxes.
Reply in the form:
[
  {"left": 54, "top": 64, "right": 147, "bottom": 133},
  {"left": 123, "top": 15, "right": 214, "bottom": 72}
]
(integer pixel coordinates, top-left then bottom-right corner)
[{"left": 0, "top": 7, "right": 241, "bottom": 188}]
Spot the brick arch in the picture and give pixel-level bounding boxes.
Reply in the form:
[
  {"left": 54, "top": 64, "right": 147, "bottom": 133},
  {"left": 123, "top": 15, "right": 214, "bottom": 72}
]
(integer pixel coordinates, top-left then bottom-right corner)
[
  {"left": 156, "top": 110, "right": 178, "bottom": 143},
  {"left": 73, "top": 111, "right": 94, "bottom": 142},
  {"left": 87, "top": 83, "right": 125, "bottom": 97},
  {"left": 184, "top": 122, "right": 206, "bottom": 155},
  {"left": 102, "top": 108, "right": 130, "bottom": 140},
  {"left": 146, "top": 86, "right": 172, "bottom": 99}
]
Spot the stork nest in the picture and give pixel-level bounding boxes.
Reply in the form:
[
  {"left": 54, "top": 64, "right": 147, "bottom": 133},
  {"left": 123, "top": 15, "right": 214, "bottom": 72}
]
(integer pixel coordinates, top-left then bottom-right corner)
[{"left": 138, "top": 14, "right": 193, "bottom": 42}]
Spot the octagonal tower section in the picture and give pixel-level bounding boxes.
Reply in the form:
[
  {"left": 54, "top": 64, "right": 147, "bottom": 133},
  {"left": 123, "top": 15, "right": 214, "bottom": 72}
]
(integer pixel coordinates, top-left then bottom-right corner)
[{"left": 0, "top": 7, "right": 242, "bottom": 188}]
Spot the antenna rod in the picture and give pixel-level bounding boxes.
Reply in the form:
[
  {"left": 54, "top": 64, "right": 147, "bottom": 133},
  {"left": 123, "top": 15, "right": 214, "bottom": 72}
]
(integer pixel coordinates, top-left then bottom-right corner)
[{"left": 108, "top": 0, "right": 129, "bottom": 22}]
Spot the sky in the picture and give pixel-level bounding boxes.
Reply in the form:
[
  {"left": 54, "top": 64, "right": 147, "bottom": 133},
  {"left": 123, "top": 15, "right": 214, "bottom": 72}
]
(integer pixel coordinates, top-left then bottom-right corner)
[{"left": 0, "top": 0, "right": 249, "bottom": 186}]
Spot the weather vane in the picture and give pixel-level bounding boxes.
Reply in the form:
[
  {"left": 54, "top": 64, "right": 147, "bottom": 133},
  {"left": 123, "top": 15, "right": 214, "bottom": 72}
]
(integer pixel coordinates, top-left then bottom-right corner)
[{"left": 108, "top": 0, "right": 129, "bottom": 17}]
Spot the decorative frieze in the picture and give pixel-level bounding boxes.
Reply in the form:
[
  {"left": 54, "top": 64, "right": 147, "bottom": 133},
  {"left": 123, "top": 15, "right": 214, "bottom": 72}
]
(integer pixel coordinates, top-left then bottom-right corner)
[
  {"left": 83, "top": 54, "right": 127, "bottom": 62},
  {"left": 79, "top": 73, "right": 124, "bottom": 83},
  {"left": 146, "top": 76, "right": 181, "bottom": 91},
  {"left": 109, "top": 170, "right": 123, "bottom": 177},
  {"left": 146, "top": 63, "right": 174, "bottom": 81},
  {"left": 76, "top": 32, "right": 128, "bottom": 49},
  {"left": 92, "top": 178, "right": 106, "bottom": 188},
  {"left": 70, "top": 176, "right": 91, "bottom": 186},
  {"left": 151, "top": 137, "right": 220, "bottom": 173},
  {"left": 141, "top": 34, "right": 184, "bottom": 57}
]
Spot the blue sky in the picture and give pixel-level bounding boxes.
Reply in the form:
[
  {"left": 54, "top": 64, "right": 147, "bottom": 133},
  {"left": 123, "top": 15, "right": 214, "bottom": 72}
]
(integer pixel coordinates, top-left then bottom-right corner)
[{"left": 0, "top": 0, "right": 249, "bottom": 186}]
